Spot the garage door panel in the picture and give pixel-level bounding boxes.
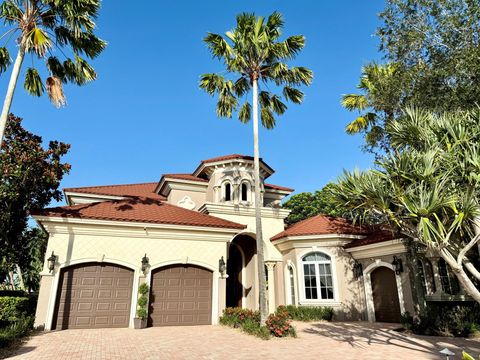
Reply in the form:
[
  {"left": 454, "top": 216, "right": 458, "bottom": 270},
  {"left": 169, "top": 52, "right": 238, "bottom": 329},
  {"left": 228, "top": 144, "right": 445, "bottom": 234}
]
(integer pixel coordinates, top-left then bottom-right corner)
[
  {"left": 53, "top": 263, "right": 133, "bottom": 330},
  {"left": 149, "top": 265, "right": 212, "bottom": 326}
]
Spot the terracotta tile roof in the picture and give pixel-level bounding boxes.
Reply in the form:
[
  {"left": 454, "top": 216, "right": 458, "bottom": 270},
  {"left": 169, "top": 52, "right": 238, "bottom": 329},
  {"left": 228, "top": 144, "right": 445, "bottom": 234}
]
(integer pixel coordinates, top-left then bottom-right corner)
[
  {"left": 264, "top": 183, "right": 294, "bottom": 192},
  {"left": 161, "top": 174, "right": 208, "bottom": 182},
  {"left": 64, "top": 182, "right": 165, "bottom": 200},
  {"left": 344, "top": 229, "right": 398, "bottom": 249},
  {"left": 33, "top": 197, "right": 246, "bottom": 229},
  {"left": 201, "top": 154, "right": 256, "bottom": 164},
  {"left": 271, "top": 214, "right": 369, "bottom": 241}
]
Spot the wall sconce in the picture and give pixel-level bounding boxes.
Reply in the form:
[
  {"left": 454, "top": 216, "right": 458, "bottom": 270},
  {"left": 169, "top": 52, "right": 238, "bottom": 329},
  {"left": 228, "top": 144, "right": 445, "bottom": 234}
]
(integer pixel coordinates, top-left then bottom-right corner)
[
  {"left": 141, "top": 254, "right": 149, "bottom": 275},
  {"left": 392, "top": 256, "right": 403, "bottom": 274},
  {"left": 219, "top": 256, "right": 226, "bottom": 276},
  {"left": 353, "top": 261, "right": 363, "bottom": 279},
  {"left": 47, "top": 251, "right": 57, "bottom": 273}
]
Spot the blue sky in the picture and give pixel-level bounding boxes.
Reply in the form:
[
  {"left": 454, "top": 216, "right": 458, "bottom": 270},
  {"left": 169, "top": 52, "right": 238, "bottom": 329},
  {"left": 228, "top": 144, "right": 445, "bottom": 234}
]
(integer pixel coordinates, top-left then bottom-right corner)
[{"left": 2, "top": 0, "right": 385, "bottom": 205}]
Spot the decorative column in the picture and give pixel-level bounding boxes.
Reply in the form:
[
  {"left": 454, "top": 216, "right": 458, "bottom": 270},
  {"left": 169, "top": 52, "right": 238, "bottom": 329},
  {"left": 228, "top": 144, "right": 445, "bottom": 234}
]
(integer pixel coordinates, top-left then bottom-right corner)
[{"left": 265, "top": 262, "right": 276, "bottom": 314}]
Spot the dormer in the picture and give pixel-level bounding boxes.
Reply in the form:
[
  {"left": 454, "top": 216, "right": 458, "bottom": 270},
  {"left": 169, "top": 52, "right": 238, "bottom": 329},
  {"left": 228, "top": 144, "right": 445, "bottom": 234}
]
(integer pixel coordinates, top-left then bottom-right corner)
[{"left": 155, "top": 154, "right": 293, "bottom": 210}]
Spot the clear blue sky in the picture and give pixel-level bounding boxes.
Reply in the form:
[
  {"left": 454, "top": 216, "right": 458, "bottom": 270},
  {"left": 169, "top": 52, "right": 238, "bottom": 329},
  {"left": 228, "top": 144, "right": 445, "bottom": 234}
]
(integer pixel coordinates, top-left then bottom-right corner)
[{"left": 2, "top": 0, "right": 385, "bottom": 205}]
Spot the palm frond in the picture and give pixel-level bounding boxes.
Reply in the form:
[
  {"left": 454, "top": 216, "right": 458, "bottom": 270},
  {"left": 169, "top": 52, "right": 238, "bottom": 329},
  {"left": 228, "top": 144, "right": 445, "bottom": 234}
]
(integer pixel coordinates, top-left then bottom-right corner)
[
  {"left": 341, "top": 94, "right": 368, "bottom": 111},
  {"left": 0, "top": 47, "right": 11, "bottom": 73},
  {"left": 24, "top": 68, "right": 44, "bottom": 96},
  {"left": 239, "top": 102, "right": 251, "bottom": 123}
]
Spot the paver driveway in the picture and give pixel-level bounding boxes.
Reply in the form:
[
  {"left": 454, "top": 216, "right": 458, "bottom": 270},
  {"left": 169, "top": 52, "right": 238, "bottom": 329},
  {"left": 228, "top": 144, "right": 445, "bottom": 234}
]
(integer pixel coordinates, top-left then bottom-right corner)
[{"left": 7, "top": 322, "right": 480, "bottom": 360}]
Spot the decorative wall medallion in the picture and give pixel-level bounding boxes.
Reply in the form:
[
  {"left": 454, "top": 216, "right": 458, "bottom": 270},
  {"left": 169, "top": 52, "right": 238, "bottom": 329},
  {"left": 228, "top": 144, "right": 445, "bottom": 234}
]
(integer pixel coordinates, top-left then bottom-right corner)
[{"left": 177, "top": 195, "right": 196, "bottom": 210}]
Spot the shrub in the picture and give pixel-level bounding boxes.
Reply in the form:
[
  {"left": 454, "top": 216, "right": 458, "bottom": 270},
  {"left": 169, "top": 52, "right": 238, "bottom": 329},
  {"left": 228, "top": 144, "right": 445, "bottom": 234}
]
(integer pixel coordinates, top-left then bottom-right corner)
[
  {"left": 0, "top": 297, "right": 30, "bottom": 326},
  {"left": 0, "top": 316, "right": 34, "bottom": 348},
  {"left": 219, "top": 307, "right": 260, "bottom": 328},
  {"left": 400, "top": 312, "right": 414, "bottom": 331},
  {"left": 266, "top": 306, "right": 296, "bottom": 338},
  {"left": 412, "top": 302, "right": 480, "bottom": 337},
  {"left": 136, "top": 284, "right": 149, "bottom": 320},
  {"left": 283, "top": 305, "right": 334, "bottom": 321},
  {"left": 241, "top": 318, "right": 270, "bottom": 340}
]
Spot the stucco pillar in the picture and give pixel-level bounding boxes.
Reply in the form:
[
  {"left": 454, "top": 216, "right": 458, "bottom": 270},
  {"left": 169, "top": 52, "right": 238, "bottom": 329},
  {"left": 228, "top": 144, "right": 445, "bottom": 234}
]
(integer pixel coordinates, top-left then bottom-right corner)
[
  {"left": 218, "top": 276, "right": 227, "bottom": 319},
  {"left": 34, "top": 274, "right": 54, "bottom": 329},
  {"left": 266, "top": 262, "right": 276, "bottom": 314}
]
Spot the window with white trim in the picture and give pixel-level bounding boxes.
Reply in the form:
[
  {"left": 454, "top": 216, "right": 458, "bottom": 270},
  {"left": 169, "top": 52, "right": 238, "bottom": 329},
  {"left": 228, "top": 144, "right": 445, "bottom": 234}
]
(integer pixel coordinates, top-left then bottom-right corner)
[
  {"left": 438, "top": 258, "right": 460, "bottom": 295},
  {"left": 288, "top": 265, "right": 296, "bottom": 305},
  {"left": 224, "top": 182, "right": 231, "bottom": 202},
  {"left": 302, "top": 252, "right": 334, "bottom": 300},
  {"left": 241, "top": 183, "right": 248, "bottom": 202}
]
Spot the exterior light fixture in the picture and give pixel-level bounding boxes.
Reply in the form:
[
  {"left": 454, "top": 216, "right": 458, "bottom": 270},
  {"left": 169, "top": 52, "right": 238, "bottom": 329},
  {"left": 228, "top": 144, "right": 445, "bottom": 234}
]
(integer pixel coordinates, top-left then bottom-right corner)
[
  {"left": 439, "top": 348, "right": 455, "bottom": 360},
  {"left": 392, "top": 256, "right": 403, "bottom": 275},
  {"left": 219, "top": 256, "right": 226, "bottom": 276},
  {"left": 353, "top": 261, "right": 363, "bottom": 279},
  {"left": 141, "top": 254, "right": 149, "bottom": 275},
  {"left": 47, "top": 252, "right": 57, "bottom": 273}
]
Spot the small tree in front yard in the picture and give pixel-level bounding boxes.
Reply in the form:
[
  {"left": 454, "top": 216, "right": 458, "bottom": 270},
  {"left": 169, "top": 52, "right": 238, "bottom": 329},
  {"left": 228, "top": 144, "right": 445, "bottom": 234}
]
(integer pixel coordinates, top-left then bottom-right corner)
[{"left": 330, "top": 108, "right": 480, "bottom": 303}]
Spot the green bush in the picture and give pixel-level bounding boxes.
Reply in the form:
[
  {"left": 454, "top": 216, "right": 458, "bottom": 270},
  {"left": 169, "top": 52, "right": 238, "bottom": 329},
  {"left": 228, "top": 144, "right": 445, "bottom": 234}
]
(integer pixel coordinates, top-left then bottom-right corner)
[
  {"left": 135, "top": 284, "right": 149, "bottom": 320},
  {"left": 0, "top": 316, "right": 34, "bottom": 348},
  {"left": 0, "top": 297, "right": 30, "bottom": 326},
  {"left": 241, "top": 318, "right": 270, "bottom": 340},
  {"left": 283, "top": 305, "right": 334, "bottom": 321},
  {"left": 412, "top": 302, "right": 480, "bottom": 337}
]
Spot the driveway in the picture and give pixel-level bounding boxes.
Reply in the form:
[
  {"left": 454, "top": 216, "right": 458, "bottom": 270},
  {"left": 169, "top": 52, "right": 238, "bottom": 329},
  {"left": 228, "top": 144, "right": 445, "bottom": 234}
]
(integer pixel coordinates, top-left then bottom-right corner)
[{"left": 7, "top": 322, "right": 480, "bottom": 360}]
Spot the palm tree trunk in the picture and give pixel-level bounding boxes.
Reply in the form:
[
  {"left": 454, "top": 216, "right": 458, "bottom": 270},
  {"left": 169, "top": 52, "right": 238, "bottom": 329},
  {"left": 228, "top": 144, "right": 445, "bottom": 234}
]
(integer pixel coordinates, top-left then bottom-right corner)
[
  {"left": 0, "top": 47, "right": 25, "bottom": 148},
  {"left": 252, "top": 77, "right": 268, "bottom": 323},
  {"left": 15, "top": 264, "right": 25, "bottom": 291}
]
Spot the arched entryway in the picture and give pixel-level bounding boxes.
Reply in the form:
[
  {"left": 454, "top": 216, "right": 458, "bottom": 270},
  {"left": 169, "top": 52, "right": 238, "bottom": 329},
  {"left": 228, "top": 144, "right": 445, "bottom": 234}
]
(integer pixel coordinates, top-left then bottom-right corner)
[
  {"left": 226, "top": 234, "right": 256, "bottom": 309},
  {"left": 149, "top": 264, "right": 213, "bottom": 326},
  {"left": 52, "top": 262, "right": 134, "bottom": 330},
  {"left": 370, "top": 266, "right": 401, "bottom": 323}
]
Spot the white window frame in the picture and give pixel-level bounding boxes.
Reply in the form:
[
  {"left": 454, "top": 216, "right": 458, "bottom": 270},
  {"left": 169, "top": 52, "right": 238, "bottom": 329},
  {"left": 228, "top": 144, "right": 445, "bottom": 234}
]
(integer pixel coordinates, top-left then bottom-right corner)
[
  {"left": 297, "top": 249, "right": 340, "bottom": 305},
  {"left": 240, "top": 181, "right": 251, "bottom": 203},
  {"left": 284, "top": 261, "right": 298, "bottom": 306}
]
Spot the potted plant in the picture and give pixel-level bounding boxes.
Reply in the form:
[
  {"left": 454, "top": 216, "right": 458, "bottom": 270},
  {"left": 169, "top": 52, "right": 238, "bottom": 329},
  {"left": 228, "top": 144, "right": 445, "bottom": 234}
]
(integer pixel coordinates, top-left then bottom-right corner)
[{"left": 133, "top": 283, "right": 149, "bottom": 329}]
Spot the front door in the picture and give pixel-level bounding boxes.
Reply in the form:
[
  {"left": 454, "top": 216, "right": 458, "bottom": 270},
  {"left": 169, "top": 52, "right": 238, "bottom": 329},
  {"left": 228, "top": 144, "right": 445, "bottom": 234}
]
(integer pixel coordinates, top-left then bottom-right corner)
[{"left": 371, "top": 266, "right": 401, "bottom": 323}]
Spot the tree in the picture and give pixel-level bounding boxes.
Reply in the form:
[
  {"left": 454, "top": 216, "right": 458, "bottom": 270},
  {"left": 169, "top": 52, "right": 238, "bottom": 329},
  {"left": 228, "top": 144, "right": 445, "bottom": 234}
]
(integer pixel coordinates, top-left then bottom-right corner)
[
  {"left": 283, "top": 183, "right": 347, "bottom": 225},
  {"left": 0, "top": 0, "right": 106, "bottom": 148},
  {"left": 200, "top": 12, "right": 313, "bottom": 322},
  {"left": 330, "top": 108, "right": 480, "bottom": 303},
  {"left": 0, "top": 114, "right": 70, "bottom": 286},
  {"left": 341, "top": 63, "right": 406, "bottom": 152},
  {"left": 344, "top": 0, "right": 480, "bottom": 152}
]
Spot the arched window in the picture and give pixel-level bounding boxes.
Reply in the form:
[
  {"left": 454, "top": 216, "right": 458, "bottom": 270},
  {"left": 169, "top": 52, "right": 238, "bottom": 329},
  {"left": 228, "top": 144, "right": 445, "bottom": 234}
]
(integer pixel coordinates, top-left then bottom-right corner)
[
  {"left": 438, "top": 258, "right": 460, "bottom": 295},
  {"left": 417, "top": 260, "right": 427, "bottom": 295},
  {"left": 302, "top": 252, "right": 334, "bottom": 300},
  {"left": 241, "top": 183, "right": 248, "bottom": 202},
  {"left": 224, "top": 182, "right": 231, "bottom": 202},
  {"left": 288, "top": 265, "right": 296, "bottom": 305}
]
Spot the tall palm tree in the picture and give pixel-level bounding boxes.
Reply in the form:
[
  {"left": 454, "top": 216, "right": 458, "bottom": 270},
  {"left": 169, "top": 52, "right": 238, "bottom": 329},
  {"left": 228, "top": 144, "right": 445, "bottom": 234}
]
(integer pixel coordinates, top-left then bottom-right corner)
[
  {"left": 200, "top": 12, "right": 312, "bottom": 322},
  {"left": 0, "top": 0, "right": 106, "bottom": 148}
]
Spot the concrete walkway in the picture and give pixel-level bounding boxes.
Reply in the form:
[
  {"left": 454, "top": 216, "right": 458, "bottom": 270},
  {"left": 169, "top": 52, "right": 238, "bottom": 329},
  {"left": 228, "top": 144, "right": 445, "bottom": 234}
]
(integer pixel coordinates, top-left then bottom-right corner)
[{"left": 7, "top": 322, "right": 480, "bottom": 360}]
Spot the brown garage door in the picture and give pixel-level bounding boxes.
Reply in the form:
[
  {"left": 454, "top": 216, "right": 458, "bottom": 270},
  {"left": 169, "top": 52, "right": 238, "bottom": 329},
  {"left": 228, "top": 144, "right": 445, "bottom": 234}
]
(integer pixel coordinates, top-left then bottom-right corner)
[
  {"left": 371, "top": 266, "right": 401, "bottom": 323},
  {"left": 149, "top": 265, "right": 212, "bottom": 326},
  {"left": 52, "top": 263, "right": 134, "bottom": 330}
]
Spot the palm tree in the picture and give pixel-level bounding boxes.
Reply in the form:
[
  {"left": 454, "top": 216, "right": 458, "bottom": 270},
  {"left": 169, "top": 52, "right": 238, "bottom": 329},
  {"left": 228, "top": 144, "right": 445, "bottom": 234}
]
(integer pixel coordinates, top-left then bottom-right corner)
[
  {"left": 200, "top": 12, "right": 313, "bottom": 322},
  {"left": 0, "top": 0, "right": 106, "bottom": 148}
]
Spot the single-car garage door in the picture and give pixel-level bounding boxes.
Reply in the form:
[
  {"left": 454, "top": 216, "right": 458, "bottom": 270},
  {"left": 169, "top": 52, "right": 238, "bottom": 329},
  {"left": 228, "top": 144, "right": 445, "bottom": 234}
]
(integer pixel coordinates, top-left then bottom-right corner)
[
  {"left": 149, "top": 265, "right": 212, "bottom": 326},
  {"left": 52, "top": 263, "right": 134, "bottom": 330}
]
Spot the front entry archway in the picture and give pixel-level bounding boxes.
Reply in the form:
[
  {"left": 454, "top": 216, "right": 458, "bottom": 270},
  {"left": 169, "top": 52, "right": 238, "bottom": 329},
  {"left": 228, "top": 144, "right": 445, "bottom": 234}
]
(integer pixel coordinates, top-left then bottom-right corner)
[
  {"left": 371, "top": 266, "right": 401, "bottom": 323},
  {"left": 226, "top": 234, "right": 256, "bottom": 309}
]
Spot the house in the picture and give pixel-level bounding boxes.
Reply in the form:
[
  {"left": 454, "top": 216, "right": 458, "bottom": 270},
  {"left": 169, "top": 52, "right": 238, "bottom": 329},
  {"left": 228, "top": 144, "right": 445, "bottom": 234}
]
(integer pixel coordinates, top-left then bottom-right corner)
[{"left": 32, "top": 154, "right": 469, "bottom": 330}]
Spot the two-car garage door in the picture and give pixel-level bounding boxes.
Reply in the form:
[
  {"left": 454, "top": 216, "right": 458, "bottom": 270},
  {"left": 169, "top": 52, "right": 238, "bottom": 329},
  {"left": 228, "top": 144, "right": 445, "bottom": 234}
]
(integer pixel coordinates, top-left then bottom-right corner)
[{"left": 52, "top": 263, "right": 212, "bottom": 329}]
